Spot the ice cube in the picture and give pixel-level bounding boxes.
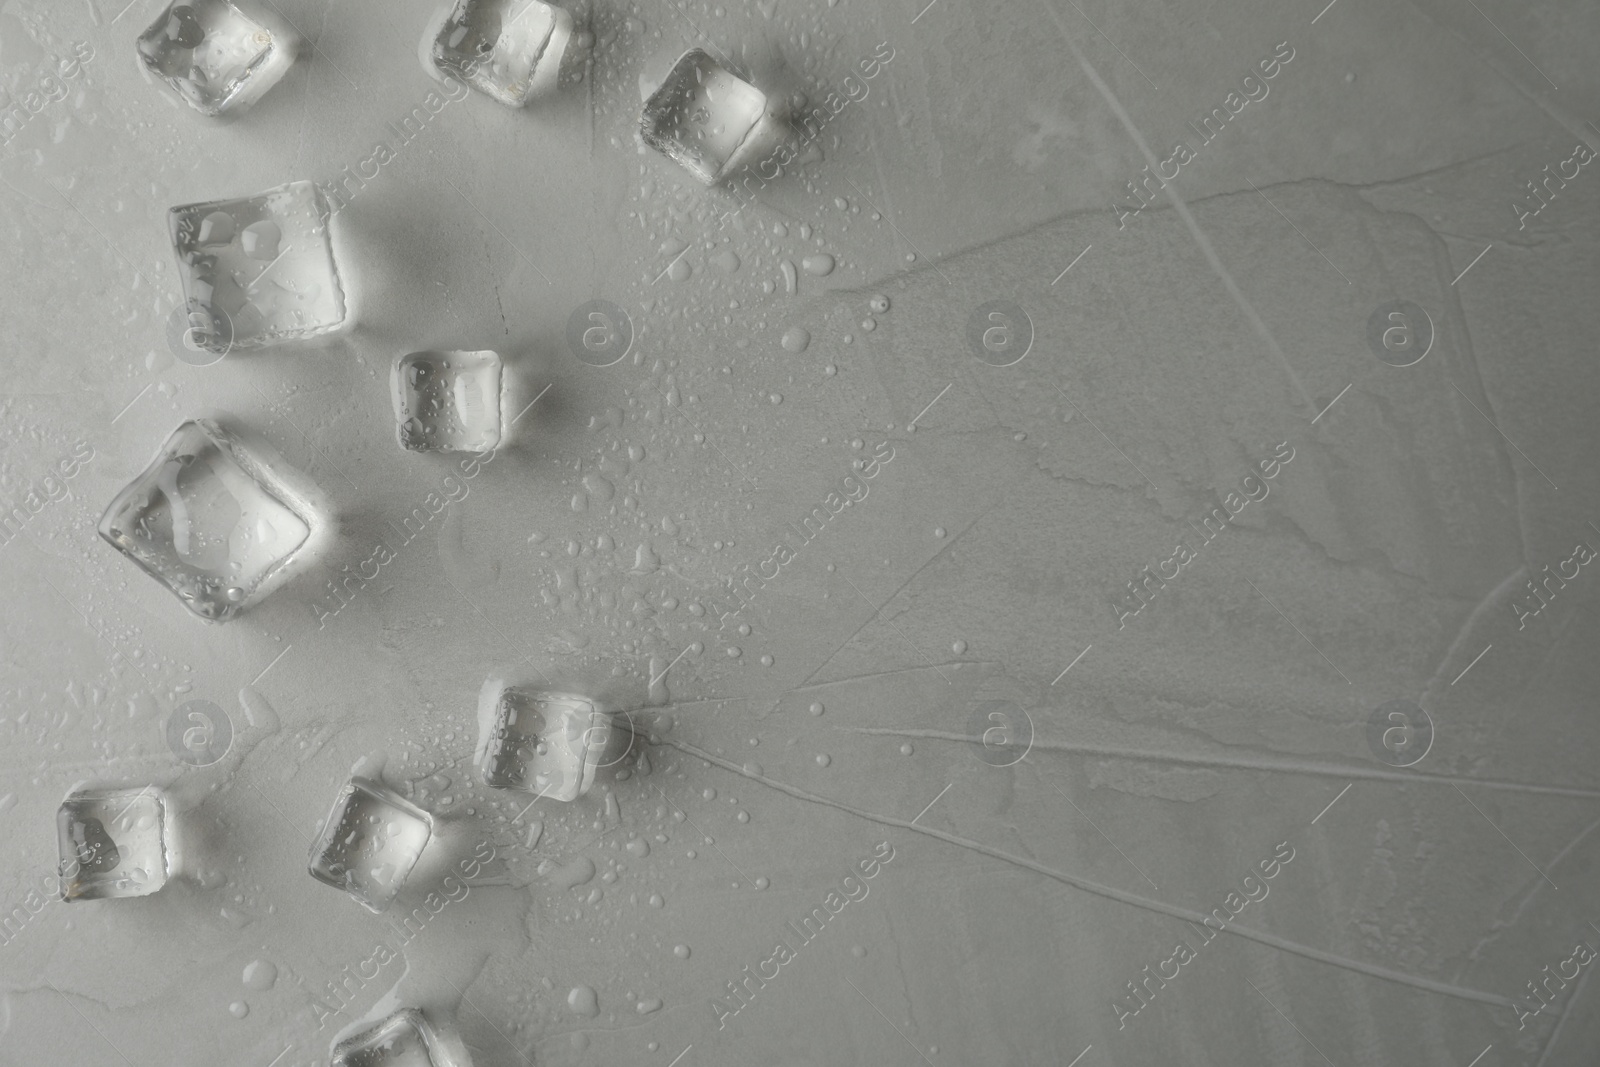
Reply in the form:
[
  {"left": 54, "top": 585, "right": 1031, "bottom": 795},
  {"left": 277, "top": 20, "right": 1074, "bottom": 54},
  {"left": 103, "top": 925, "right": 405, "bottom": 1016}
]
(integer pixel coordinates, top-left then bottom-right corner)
[
  {"left": 57, "top": 786, "right": 170, "bottom": 901},
  {"left": 475, "top": 687, "right": 629, "bottom": 801},
  {"left": 640, "top": 49, "right": 772, "bottom": 184},
  {"left": 98, "top": 419, "right": 316, "bottom": 622},
  {"left": 308, "top": 778, "right": 434, "bottom": 913},
  {"left": 137, "top": 1, "right": 295, "bottom": 116},
  {"left": 168, "top": 179, "right": 346, "bottom": 353},
  {"left": 392, "top": 350, "right": 503, "bottom": 453},
  {"left": 332, "top": 1008, "right": 471, "bottom": 1067},
  {"left": 425, "top": 0, "right": 573, "bottom": 107}
]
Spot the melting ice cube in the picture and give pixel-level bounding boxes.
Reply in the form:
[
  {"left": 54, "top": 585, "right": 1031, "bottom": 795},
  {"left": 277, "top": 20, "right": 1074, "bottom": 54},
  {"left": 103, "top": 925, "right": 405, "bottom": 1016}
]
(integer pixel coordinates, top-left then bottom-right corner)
[
  {"left": 308, "top": 778, "right": 434, "bottom": 913},
  {"left": 640, "top": 49, "right": 772, "bottom": 184},
  {"left": 475, "top": 686, "right": 629, "bottom": 801},
  {"left": 137, "top": 1, "right": 295, "bottom": 116},
  {"left": 392, "top": 350, "right": 503, "bottom": 453},
  {"left": 98, "top": 420, "right": 316, "bottom": 622},
  {"left": 425, "top": 0, "right": 573, "bottom": 107},
  {"left": 168, "top": 179, "right": 346, "bottom": 353},
  {"left": 332, "top": 1007, "right": 471, "bottom": 1067},
  {"left": 57, "top": 786, "right": 170, "bottom": 901}
]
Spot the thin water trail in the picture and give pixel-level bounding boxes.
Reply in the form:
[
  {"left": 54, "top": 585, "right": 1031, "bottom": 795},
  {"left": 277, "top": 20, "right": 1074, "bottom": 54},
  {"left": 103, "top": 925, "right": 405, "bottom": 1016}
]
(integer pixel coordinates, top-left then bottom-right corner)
[
  {"left": 658, "top": 738, "right": 1515, "bottom": 1009},
  {"left": 843, "top": 726, "right": 1600, "bottom": 800}
]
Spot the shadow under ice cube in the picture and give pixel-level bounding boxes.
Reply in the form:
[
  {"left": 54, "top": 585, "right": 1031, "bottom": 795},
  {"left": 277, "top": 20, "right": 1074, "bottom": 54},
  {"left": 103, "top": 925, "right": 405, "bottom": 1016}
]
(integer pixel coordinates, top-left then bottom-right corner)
[
  {"left": 137, "top": 1, "right": 295, "bottom": 116},
  {"left": 98, "top": 419, "right": 316, "bottom": 621},
  {"left": 426, "top": 0, "right": 574, "bottom": 107},
  {"left": 57, "top": 786, "right": 170, "bottom": 901},
  {"left": 641, "top": 49, "right": 772, "bottom": 184},
  {"left": 308, "top": 778, "right": 434, "bottom": 913},
  {"left": 475, "top": 687, "right": 627, "bottom": 801},
  {"left": 393, "top": 350, "right": 503, "bottom": 452},
  {"left": 332, "top": 1007, "right": 471, "bottom": 1067},
  {"left": 169, "top": 179, "right": 346, "bottom": 353}
]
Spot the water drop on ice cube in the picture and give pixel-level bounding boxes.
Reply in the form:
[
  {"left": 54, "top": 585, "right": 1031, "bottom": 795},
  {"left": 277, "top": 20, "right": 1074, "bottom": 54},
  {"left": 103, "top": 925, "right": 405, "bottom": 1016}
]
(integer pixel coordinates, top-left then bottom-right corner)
[
  {"left": 98, "top": 420, "right": 318, "bottom": 621},
  {"left": 137, "top": 1, "right": 294, "bottom": 116},
  {"left": 392, "top": 350, "right": 503, "bottom": 453},
  {"left": 425, "top": 0, "right": 574, "bottom": 108},
  {"left": 307, "top": 778, "right": 433, "bottom": 913},
  {"left": 640, "top": 49, "right": 776, "bottom": 184},
  {"left": 57, "top": 786, "right": 171, "bottom": 901},
  {"left": 168, "top": 180, "right": 346, "bottom": 353},
  {"left": 331, "top": 1007, "right": 471, "bottom": 1067},
  {"left": 474, "top": 686, "right": 630, "bottom": 801}
]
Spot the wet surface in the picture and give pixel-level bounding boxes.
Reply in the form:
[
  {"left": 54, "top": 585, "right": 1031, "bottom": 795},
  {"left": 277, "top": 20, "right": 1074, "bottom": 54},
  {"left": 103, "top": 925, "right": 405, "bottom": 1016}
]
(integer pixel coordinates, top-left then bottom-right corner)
[{"left": 0, "top": 0, "right": 1598, "bottom": 1064}]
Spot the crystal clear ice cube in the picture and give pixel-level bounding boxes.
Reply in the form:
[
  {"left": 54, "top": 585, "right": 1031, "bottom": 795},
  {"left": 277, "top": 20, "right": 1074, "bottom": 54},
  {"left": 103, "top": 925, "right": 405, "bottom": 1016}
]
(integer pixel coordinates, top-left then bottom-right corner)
[
  {"left": 57, "top": 787, "right": 170, "bottom": 901},
  {"left": 98, "top": 419, "right": 315, "bottom": 622},
  {"left": 332, "top": 1008, "right": 470, "bottom": 1067},
  {"left": 426, "top": 0, "right": 573, "bottom": 107},
  {"left": 308, "top": 778, "right": 434, "bottom": 913},
  {"left": 392, "top": 350, "right": 503, "bottom": 452},
  {"left": 640, "top": 49, "right": 769, "bottom": 184},
  {"left": 137, "top": 1, "right": 294, "bottom": 116},
  {"left": 475, "top": 687, "right": 626, "bottom": 801},
  {"left": 169, "top": 179, "right": 346, "bottom": 353}
]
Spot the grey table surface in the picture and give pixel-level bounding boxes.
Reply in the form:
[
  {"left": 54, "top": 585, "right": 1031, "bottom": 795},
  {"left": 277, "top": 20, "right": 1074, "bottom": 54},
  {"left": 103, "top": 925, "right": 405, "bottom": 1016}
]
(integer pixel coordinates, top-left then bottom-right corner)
[{"left": 1, "top": 0, "right": 1598, "bottom": 1064}]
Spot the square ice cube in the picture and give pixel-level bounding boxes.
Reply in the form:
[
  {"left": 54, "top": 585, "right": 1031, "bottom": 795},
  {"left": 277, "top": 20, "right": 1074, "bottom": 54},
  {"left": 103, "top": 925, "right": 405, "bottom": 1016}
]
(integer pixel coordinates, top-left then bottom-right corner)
[
  {"left": 57, "top": 786, "right": 170, "bottom": 901},
  {"left": 641, "top": 49, "right": 769, "bottom": 184},
  {"left": 137, "top": 1, "right": 294, "bottom": 116},
  {"left": 426, "top": 0, "right": 574, "bottom": 107},
  {"left": 98, "top": 419, "right": 316, "bottom": 622},
  {"left": 475, "top": 687, "right": 626, "bottom": 801},
  {"left": 332, "top": 1008, "right": 470, "bottom": 1067},
  {"left": 308, "top": 778, "right": 434, "bottom": 913},
  {"left": 169, "top": 179, "right": 346, "bottom": 353},
  {"left": 393, "top": 350, "right": 503, "bottom": 452}
]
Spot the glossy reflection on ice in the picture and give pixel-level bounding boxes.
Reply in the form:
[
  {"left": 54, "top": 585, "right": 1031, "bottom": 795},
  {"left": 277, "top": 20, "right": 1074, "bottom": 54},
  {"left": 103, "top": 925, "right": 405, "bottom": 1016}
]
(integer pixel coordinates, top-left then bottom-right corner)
[
  {"left": 426, "top": 0, "right": 572, "bottom": 107},
  {"left": 332, "top": 1008, "right": 471, "bottom": 1067},
  {"left": 308, "top": 778, "right": 434, "bottom": 913},
  {"left": 168, "top": 179, "right": 346, "bottom": 353},
  {"left": 641, "top": 49, "right": 771, "bottom": 184},
  {"left": 392, "top": 350, "right": 503, "bottom": 453},
  {"left": 475, "top": 686, "right": 628, "bottom": 802},
  {"left": 57, "top": 786, "right": 170, "bottom": 901},
  {"left": 137, "top": 0, "right": 294, "bottom": 116},
  {"left": 98, "top": 420, "right": 318, "bottom": 621}
]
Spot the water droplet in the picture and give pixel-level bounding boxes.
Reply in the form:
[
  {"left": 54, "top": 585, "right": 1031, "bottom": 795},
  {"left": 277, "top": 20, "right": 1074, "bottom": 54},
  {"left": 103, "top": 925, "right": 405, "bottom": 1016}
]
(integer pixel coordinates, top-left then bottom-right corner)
[
  {"left": 816, "top": 754, "right": 831, "bottom": 767},
  {"left": 649, "top": 893, "right": 665, "bottom": 907},
  {"left": 760, "top": 654, "right": 774, "bottom": 666},
  {"left": 242, "top": 959, "right": 277, "bottom": 990},
  {"left": 869, "top": 294, "right": 890, "bottom": 314},
  {"left": 754, "top": 876, "right": 769, "bottom": 889},
  {"left": 802, "top": 253, "right": 835, "bottom": 276},
  {"left": 229, "top": 1001, "right": 249, "bottom": 1019},
  {"left": 901, "top": 743, "right": 914, "bottom": 755},
  {"left": 934, "top": 527, "right": 946, "bottom": 538},
  {"left": 781, "top": 327, "right": 811, "bottom": 353},
  {"left": 809, "top": 702, "right": 824, "bottom": 715},
  {"left": 674, "top": 944, "right": 691, "bottom": 958},
  {"left": 736, "top": 810, "right": 749, "bottom": 823},
  {"left": 568, "top": 985, "right": 600, "bottom": 1017},
  {"left": 727, "top": 646, "right": 741, "bottom": 657}
]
